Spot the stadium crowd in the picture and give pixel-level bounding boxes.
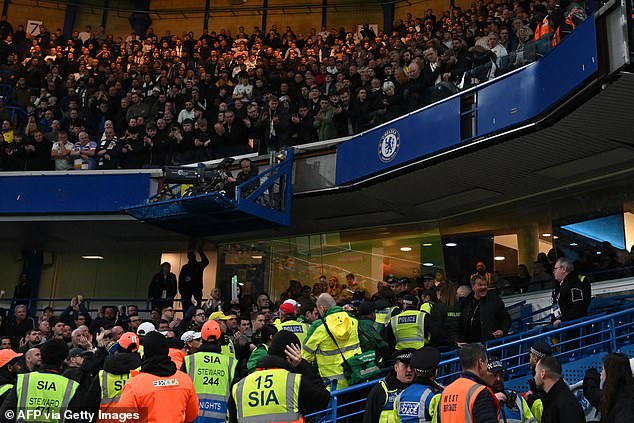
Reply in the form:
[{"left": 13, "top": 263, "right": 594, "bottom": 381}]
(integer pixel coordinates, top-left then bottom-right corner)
[
  {"left": 0, "top": 0, "right": 590, "bottom": 171},
  {"left": 0, "top": 248, "right": 608, "bottom": 422}
]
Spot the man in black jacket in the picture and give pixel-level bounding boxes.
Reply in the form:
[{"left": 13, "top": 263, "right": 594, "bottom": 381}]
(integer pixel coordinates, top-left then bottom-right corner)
[
  {"left": 534, "top": 356, "right": 584, "bottom": 423},
  {"left": 179, "top": 247, "right": 209, "bottom": 312},
  {"left": 148, "top": 262, "right": 178, "bottom": 312},
  {"left": 551, "top": 258, "right": 589, "bottom": 328},
  {"left": 460, "top": 275, "right": 511, "bottom": 343}
]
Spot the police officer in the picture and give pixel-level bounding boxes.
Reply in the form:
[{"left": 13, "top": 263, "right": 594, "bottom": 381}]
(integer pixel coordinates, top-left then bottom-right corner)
[
  {"left": 229, "top": 331, "right": 330, "bottom": 423},
  {"left": 0, "top": 339, "right": 82, "bottom": 422},
  {"left": 183, "top": 320, "right": 236, "bottom": 423},
  {"left": 0, "top": 350, "right": 22, "bottom": 404},
  {"left": 437, "top": 343, "right": 500, "bottom": 423},
  {"left": 374, "top": 297, "right": 400, "bottom": 333},
  {"left": 364, "top": 349, "right": 416, "bottom": 423},
  {"left": 525, "top": 341, "right": 553, "bottom": 422},
  {"left": 393, "top": 346, "right": 444, "bottom": 423},
  {"left": 485, "top": 356, "right": 536, "bottom": 423},
  {"left": 385, "top": 294, "right": 432, "bottom": 351},
  {"left": 275, "top": 303, "right": 308, "bottom": 345},
  {"left": 85, "top": 332, "right": 142, "bottom": 414}
]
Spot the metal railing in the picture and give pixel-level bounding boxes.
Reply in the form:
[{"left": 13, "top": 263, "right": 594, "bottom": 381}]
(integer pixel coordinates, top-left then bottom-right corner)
[{"left": 306, "top": 304, "right": 634, "bottom": 422}]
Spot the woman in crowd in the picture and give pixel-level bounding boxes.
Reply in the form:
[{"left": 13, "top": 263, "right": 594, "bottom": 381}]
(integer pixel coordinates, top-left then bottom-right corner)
[{"left": 583, "top": 352, "right": 634, "bottom": 423}]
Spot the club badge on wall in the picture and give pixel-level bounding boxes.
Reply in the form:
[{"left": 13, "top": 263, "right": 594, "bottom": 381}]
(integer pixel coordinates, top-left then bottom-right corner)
[{"left": 378, "top": 128, "right": 400, "bottom": 163}]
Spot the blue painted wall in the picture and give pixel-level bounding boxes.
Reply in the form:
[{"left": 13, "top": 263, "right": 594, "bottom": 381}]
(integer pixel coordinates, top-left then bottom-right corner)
[
  {"left": 335, "top": 17, "right": 598, "bottom": 185},
  {"left": 0, "top": 173, "right": 151, "bottom": 214}
]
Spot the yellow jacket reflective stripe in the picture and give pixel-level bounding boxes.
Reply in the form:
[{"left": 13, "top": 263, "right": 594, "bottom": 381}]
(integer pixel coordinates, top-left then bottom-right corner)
[
  {"left": 390, "top": 310, "right": 427, "bottom": 350},
  {"left": 232, "top": 368, "right": 303, "bottom": 423},
  {"left": 302, "top": 309, "right": 362, "bottom": 389},
  {"left": 185, "top": 352, "right": 236, "bottom": 423},
  {"left": 276, "top": 320, "right": 308, "bottom": 345},
  {"left": 16, "top": 372, "right": 78, "bottom": 423},
  {"left": 376, "top": 307, "right": 398, "bottom": 326},
  {"left": 99, "top": 370, "right": 131, "bottom": 407}
]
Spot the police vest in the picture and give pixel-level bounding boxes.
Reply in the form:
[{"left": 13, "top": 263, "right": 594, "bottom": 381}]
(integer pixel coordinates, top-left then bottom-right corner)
[
  {"left": 185, "top": 352, "right": 236, "bottom": 423},
  {"left": 232, "top": 368, "right": 303, "bottom": 423},
  {"left": 378, "top": 379, "right": 401, "bottom": 423},
  {"left": 394, "top": 383, "right": 441, "bottom": 423},
  {"left": 499, "top": 390, "right": 537, "bottom": 423},
  {"left": 98, "top": 370, "right": 133, "bottom": 411},
  {"left": 276, "top": 320, "right": 308, "bottom": 345},
  {"left": 375, "top": 307, "right": 398, "bottom": 330},
  {"left": 439, "top": 377, "right": 499, "bottom": 423},
  {"left": 390, "top": 310, "right": 427, "bottom": 350},
  {"left": 16, "top": 372, "right": 79, "bottom": 423}
]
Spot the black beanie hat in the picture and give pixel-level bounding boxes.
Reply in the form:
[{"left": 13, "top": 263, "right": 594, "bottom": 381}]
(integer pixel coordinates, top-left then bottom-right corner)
[
  {"left": 268, "top": 330, "right": 301, "bottom": 359},
  {"left": 143, "top": 331, "right": 169, "bottom": 358},
  {"left": 40, "top": 339, "right": 69, "bottom": 366}
]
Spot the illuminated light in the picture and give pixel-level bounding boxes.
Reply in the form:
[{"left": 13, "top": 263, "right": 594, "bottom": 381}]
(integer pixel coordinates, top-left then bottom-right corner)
[
  {"left": 596, "top": 251, "right": 602, "bottom": 255},
  {"left": 81, "top": 255, "right": 104, "bottom": 260},
  {"left": 422, "top": 243, "right": 433, "bottom": 247},
  {"left": 251, "top": 255, "right": 263, "bottom": 259},
  {"left": 542, "top": 233, "right": 551, "bottom": 237},
  {"left": 422, "top": 262, "right": 434, "bottom": 267},
  {"left": 570, "top": 242, "right": 578, "bottom": 246},
  {"left": 445, "top": 242, "right": 458, "bottom": 247},
  {"left": 494, "top": 256, "right": 505, "bottom": 261},
  {"left": 553, "top": 236, "right": 559, "bottom": 240},
  {"left": 400, "top": 247, "right": 412, "bottom": 252}
]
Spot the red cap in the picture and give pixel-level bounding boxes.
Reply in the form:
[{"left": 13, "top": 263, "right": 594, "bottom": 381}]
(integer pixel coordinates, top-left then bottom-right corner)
[
  {"left": 0, "top": 349, "right": 22, "bottom": 368},
  {"left": 279, "top": 303, "right": 295, "bottom": 315}
]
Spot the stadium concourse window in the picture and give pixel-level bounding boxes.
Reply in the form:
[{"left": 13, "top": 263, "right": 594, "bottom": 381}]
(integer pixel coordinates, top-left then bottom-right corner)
[{"left": 0, "top": 1, "right": 589, "bottom": 171}]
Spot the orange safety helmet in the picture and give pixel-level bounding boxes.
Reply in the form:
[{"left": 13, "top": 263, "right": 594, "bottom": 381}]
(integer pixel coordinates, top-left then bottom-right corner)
[
  {"left": 118, "top": 332, "right": 140, "bottom": 353},
  {"left": 201, "top": 320, "right": 221, "bottom": 342}
]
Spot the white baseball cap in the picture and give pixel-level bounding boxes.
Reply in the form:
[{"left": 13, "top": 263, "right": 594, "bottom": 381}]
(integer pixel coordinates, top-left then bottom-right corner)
[
  {"left": 137, "top": 322, "right": 156, "bottom": 336},
  {"left": 282, "top": 299, "right": 298, "bottom": 307},
  {"left": 180, "top": 330, "right": 202, "bottom": 343}
]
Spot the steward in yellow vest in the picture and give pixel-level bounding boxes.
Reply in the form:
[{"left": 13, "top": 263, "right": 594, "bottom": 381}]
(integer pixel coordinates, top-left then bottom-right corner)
[
  {"left": 182, "top": 320, "right": 237, "bottom": 423},
  {"left": 228, "top": 331, "right": 330, "bottom": 423},
  {"left": 0, "top": 339, "right": 82, "bottom": 423},
  {"left": 85, "top": 332, "right": 142, "bottom": 416},
  {"left": 0, "top": 349, "right": 22, "bottom": 405}
]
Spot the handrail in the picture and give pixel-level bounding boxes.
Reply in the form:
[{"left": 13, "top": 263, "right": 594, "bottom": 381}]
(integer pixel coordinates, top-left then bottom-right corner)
[{"left": 307, "top": 304, "right": 634, "bottom": 420}]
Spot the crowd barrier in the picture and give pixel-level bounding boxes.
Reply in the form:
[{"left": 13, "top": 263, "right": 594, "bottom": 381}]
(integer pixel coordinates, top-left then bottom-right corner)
[{"left": 306, "top": 304, "right": 634, "bottom": 422}]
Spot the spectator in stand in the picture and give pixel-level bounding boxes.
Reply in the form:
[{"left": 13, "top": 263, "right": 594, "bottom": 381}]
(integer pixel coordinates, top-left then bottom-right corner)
[
  {"left": 7, "top": 305, "right": 35, "bottom": 348},
  {"left": 9, "top": 274, "right": 30, "bottom": 310},
  {"left": 148, "top": 262, "right": 178, "bottom": 312},
  {"left": 583, "top": 352, "right": 634, "bottom": 423},
  {"left": 0, "top": 338, "right": 11, "bottom": 350},
  {"left": 459, "top": 275, "right": 511, "bottom": 343},
  {"left": 179, "top": 246, "right": 209, "bottom": 312}
]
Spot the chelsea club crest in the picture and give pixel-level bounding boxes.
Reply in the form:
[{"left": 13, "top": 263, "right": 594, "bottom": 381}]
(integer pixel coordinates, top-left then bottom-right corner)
[{"left": 378, "top": 128, "right": 400, "bottom": 163}]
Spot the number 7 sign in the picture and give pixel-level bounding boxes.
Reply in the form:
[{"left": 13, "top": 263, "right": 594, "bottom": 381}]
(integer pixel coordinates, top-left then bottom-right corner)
[{"left": 27, "top": 20, "right": 42, "bottom": 36}]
